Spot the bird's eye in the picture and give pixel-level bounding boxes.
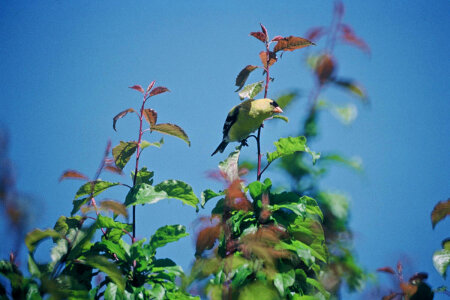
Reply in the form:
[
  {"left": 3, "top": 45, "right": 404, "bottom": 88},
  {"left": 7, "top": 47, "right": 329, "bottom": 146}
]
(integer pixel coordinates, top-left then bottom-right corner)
[{"left": 272, "top": 101, "right": 280, "bottom": 107}]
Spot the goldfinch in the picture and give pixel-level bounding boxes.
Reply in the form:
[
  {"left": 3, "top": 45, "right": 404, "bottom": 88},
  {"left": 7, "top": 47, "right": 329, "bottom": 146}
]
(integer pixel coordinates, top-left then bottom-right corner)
[{"left": 211, "top": 98, "right": 283, "bottom": 156}]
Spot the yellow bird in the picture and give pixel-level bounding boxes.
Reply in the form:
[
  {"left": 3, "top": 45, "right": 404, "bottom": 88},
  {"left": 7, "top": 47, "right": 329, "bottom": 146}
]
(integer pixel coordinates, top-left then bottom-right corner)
[{"left": 211, "top": 98, "right": 283, "bottom": 156}]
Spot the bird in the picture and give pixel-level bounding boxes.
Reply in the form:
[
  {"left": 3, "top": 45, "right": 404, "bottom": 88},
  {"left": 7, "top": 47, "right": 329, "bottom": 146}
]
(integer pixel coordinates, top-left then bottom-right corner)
[{"left": 211, "top": 98, "right": 283, "bottom": 156}]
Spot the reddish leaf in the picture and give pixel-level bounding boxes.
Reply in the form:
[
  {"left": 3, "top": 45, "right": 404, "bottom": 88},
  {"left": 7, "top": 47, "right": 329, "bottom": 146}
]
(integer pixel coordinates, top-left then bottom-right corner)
[
  {"left": 235, "top": 65, "right": 258, "bottom": 91},
  {"left": 339, "top": 24, "right": 370, "bottom": 54},
  {"left": 195, "top": 225, "right": 221, "bottom": 256},
  {"left": 104, "top": 165, "right": 123, "bottom": 175},
  {"left": 143, "top": 108, "right": 157, "bottom": 126},
  {"left": 151, "top": 123, "right": 190, "bottom": 146},
  {"left": 149, "top": 86, "right": 170, "bottom": 97},
  {"left": 129, "top": 85, "right": 144, "bottom": 93},
  {"left": 271, "top": 35, "right": 284, "bottom": 42},
  {"left": 397, "top": 261, "right": 403, "bottom": 276},
  {"left": 113, "top": 108, "right": 135, "bottom": 131},
  {"left": 382, "top": 293, "right": 398, "bottom": 300},
  {"left": 146, "top": 80, "right": 155, "bottom": 93},
  {"left": 260, "top": 23, "right": 268, "bottom": 37},
  {"left": 273, "top": 36, "right": 315, "bottom": 53},
  {"left": 59, "top": 170, "right": 89, "bottom": 182},
  {"left": 431, "top": 199, "right": 450, "bottom": 229},
  {"left": 376, "top": 267, "right": 396, "bottom": 275},
  {"left": 315, "top": 54, "right": 335, "bottom": 84},
  {"left": 259, "top": 51, "right": 277, "bottom": 69},
  {"left": 250, "top": 32, "right": 266, "bottom": 43},
  {"left": 100, "top": 200, "right": 128, "bottom": 218},
  {"left": 306, "top": 27, "right": 327, "bottom": 42},
  {"left": 334, "top": 1, "right": 345, "bottom": 17}
]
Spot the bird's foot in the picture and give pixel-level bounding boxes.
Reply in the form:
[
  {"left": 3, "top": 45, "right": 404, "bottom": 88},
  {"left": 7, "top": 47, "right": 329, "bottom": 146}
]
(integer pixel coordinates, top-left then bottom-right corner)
[{"left": 240, "top": 139, "right": 249, "bottom": 147}]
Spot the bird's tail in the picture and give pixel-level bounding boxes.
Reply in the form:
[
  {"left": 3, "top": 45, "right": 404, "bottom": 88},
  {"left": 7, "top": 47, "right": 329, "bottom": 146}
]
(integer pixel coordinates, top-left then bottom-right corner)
[{"left": 211, "top": 141, "right": 228, "bottom": 156}]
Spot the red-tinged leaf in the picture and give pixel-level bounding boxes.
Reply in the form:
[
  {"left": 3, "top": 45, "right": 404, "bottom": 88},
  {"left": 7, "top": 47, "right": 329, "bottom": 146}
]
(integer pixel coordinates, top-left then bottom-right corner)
[
  {"left": 149, "top": 86, "right": 169, "bottom": 97},
  {"left": 195, "top": 225, "right": 221, "bottom": 256},
  {"left": 376, "top": 267, "right": 396, "bottom": 275},
  {"left": 59, "top": 170, "right": 89, "bottom": 182},
  {"left": 113, "top": 108, "right": 135, "bottom": 131},
  {"left": 260, "top": 23, "right": 268, "bottom": 37},
  {"left": 431, "top": 199, "right": 450, "bottom": 229},
  {"left": 235, "top": 65, "right": 258, "bottom": 91},
  {"left": 143, "top": 109, "right": 157, "bottom": 126},
  {"left": 146, "top": 80, "right": 156, "bottom": 93},
  {"left": 339, "top": 24, "right": 370, "bottom": 54},
  {"left": 315, "top": 54, "right": 335, "bottom": 84},
  {"left": 259, "top": 51, "right": 277, "bottom": 69},
  {"left": 334, "top": 1, "right": 345, "bottom": 17},
  {"left": 271, "top": 35, "right": 284, "bottom": 42},
  {"left": 382, "top": 292, "right": 398, "bottom": 300},
  {"left": 151, "top": 123, "right": 190, "bottom": 146},
  {"left": 100, "top": 200, "right": 128, "bottom": 218},
  {"left": 397, "top": 261, "right": 403, "bottom": 276},
  {"left": 306, "top": 27, "right": 327, "bottom": 42},
  {"left": 273, "top": 36, "right": 315, "bottom": 53},
  {"left": 104, "top": 165, "right": 123, "bottom": 175},
  {"left": 250, "top": 32, "right": 266, "bottom": 43},
  {"left": 129, "top": 85, "right": 144, "bottom": 93}
]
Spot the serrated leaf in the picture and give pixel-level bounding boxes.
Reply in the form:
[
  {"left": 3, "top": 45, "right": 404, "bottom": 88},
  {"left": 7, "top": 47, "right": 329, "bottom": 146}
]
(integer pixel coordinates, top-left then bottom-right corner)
[
  {"left": 250, "top": 31, "right": 266, "bottom": 43},
  {"left": 267, "top": 136, "right": 320, "bottom": 164},
  {"left": 149, "top": 86, "right": 170, "bottom": 97},
  {"left": 272, "top": 115, "right": 289, "bottom": 122},
  {"left": 84, "top": 256, "right": 125, "bottom": 291},
  {"left": 201, "top": 189, "right": 224, "bottom": 207},
  {"left": 333, "top": 79, "right": 368, "bottom": 101},
  {"left": 431, "top": 199, "right": 450, "bottom": 229},
  {"left": 235, "top": 65, "right": 258, "bottom": 92},
  {"left": 259, "top": 51, "right": 277, "bottom": 69},
  {"left": 433, "top": 249, "right": 450, "bottom": 279},
  {"left": 238, "top": 81, "right": 264, "bottom": 100},
  {"left": 155, "top": 180, "right": 199, "bottom": 208},
  {"left": 75, "top": 180, "right": 120, "bottom": 199},
  {"left": 25, "top": 229, "right": 61, "bottom": 252},
  {"left": 129, "top": 85, "right": 144, "bottom": 93},
  {"left": 151, "top": 123, "right": 190, "bottom": 146},
  {"left": 99, "top": 200, "right": 128, "bottom": 218},
  {"left": 143, "top": 108, "right": 157, "bottom": 126},
  {"left": 273, "top": 36, "right": 315, "bottom": 52},
  {"left": 59, "top": 170, "right": 89, "bottom": 182},
  {"left": 140, "top": 138, "right": 164, "bottom": 150},
  {"left": 112, "top": 141, "right": 138, "bottom": 170},
  {"left": 149, "top": 225, "right": 188, "bottom": 251},
  {"left": 113, "top": 108, "right": 135, "bottom": 131}
]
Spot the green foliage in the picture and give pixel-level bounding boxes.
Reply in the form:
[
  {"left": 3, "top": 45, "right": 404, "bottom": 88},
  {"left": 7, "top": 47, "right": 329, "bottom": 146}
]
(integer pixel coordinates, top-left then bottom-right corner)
[{"left": 267, "top": 136, "right": 320, "bottom": 164}]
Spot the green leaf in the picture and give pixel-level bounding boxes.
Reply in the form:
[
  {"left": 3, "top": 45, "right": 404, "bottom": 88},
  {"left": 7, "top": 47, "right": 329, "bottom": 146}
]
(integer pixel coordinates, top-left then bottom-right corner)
[
  {"left": 317, "top": 192, "right": 349, "bottom": 221},
  {"left": 125, "top": 183, "right": 167, "bottom": 207},
  {"left": 231, "top": 265, "right": 253, "bottom": 288},
  {"left": 274, "top": 270, "right": 295, "bottom": 297},
  {"left": 132, "top": 167, "right": 154, "bottom": 185},
  {"left": 25, "top": 229, "right": 61, "bottom": 252},
  {"left": 235, "top": 65, "right": 258, "bottom": 92},
  {"left": 248, "top": 178, "right": 272, "bottom": 200},
  {"left": 267, "top": 136, "right": 320, "bottom": 164},
  {"left": 75, "top": 180, "right": 120, "bottom": 199},
  {"left": 321, "top": 153, "right": 363, "bottom": 172},
  {"left": 27, "top": 254, "right": 41, "bottom": 277},
  {"left": 99, "top": 240, "right": 128, "bottom": 262},
  {"left": 275, "top": 93, "right": 298, "bottom": 109},
  {"left": 431, "top": 199, "right": 450, "bottom": 229},
  {"left": 332, "top": 79, "right": 368, "bottom": 101},
  {"left": 433, "top": 248, "right": 450, "bottom": 279},
  {"left": 104, "top": 282, "right": 119, "bottom": 300},
  {"left": 84, "top": 256, "right": 125, "bottom": 291},
  {"left": 112, "top": 141, "right": 138, "bottom": 170},
  {"left": 306, "top": 278, "right": 330, "bottom": 299},
  {"left": 271, "top": 115, "right": 289, "bottom": 123},
  {"left": 53, "top": 215, "right": 83, "bottom": 239},
  {"left": 148, "top": 284, "right": 165, "bottom": 300},
  {"left": 149, "top": 225, "right": 189, "bottom": 251},
  {"left": 96, "top": 215, "right": 132, "bottom": 231},
  {"left": 201, "top": 189, "right": 224, "bottom": 208},
  {"left": 71, "top": 197, "right": 89, "bottom": 215},
  {"left": 329, "top": 102, "right": 358, "bottom": 125},
  {"left": 151, "top": 123, "right": 190, "bottom": 146},
  {"left": 219, "top": 148, "right": 241, "bottom": 182},
  {"left": 141, "top": 138, "right": 164, "bottom": 149},
  {"left": 238, "top": 81, "right": 263, "bottom": 100},
  {"left": 155, "top": 180, "right": 199, "bottom": 208},
  {"left": 113, "top": 108, "right": 135, "bottom": 131}
]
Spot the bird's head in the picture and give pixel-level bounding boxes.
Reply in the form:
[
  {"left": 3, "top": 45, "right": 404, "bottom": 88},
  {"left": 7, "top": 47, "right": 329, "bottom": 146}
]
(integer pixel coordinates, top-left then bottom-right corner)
[{"left": 270, "top": 100, "right": 283, "bottom": 114}]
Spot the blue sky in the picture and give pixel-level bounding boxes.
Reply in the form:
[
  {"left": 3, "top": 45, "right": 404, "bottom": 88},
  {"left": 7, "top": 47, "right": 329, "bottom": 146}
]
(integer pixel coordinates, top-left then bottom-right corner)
[{"left": 1, "top": 1, "right": 449, "bottom": 298}]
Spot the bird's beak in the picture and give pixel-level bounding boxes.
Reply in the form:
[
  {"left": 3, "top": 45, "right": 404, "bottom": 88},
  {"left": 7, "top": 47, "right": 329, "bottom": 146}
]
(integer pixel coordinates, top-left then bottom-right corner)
[{"left": 273, "top": 107, "right": 283, "bottom": 114}]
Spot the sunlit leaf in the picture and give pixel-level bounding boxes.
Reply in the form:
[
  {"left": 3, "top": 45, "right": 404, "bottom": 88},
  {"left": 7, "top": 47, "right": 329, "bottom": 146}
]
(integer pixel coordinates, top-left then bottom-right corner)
[
  {"left": 59, "top": 170, "right": 89, "bottom": 182},
  {"left": 151, "top": 123, "right": 190, "bottom": 146},
  {"left": 431, "top": 199, "right": 450, "bottom": 229},
  {"left": 250, "top": 32, "right": 266, "bottom": 43},
  {"left": 143, "top": 108, "right": 157, "bottom": 126},
  {"left": 75, "top": 180, "right": 120, "bottom": 199},
  {"left": 275, "top": 93, "right": 298, "bottom": 109},
  {"left": 96, "top": 215, "right": 131, "bottom": 231},
  {"left": 306, "top": 277, "right": 330, "bottom": 299},
  {"left": 271, "top": 35, "right": 284, "bottom": 42},
  {"left": 271, "top": 115, "right": 289, "bottom": 123},
  {"left": 433, "top": 248, "right": 450, "bottom": 279},
  {"left": 132, "top": 167, "right": 154, "bottom": 185},
  {"left": 238, "top": 81, "right": 263, "bottom": 100},
  {"left": 149, "top": 224, "right": 189, "bottom": 251},
  {"left": 235, "top": 65, "right": 258, "bottom": 92},
  {"left": 53, "top": 215, "right": 83, "bottom": 239},
  {"left": 140, "top": 138, "right": 164, "bottom": 150},
  {"left": 274, "top": 270, "right": 295, "bottom": 297},
  {"left": 100, "top": 200, "right": 128, "bottom": 218},
  {"left": 149, "top": 86, "right": 170, "bottom": 97},
  {"left": 146, "top": 80, "right": 156, "bottom": 93},
  {"left": 332, "top": 103, "right": 358, "bottom": 125},
  {"left": 259, "top": 51, "right": 277, "bottom": 69},
  {"left": 333, "top": 79, "right": 368, "bottom": 101},
  {"left": 219, "top": 148, "right": 241, "bottom": 182},
  {"left": 84, "top": 256, "right": 125, "bottom": 291},
  {"left": 113, "top": 108, "right": 135, "bottom": 131},
  {"left": 125, "top": 183, "right": 167, "bottom": 207},
  {"left": 112, "top": 141, "right": 138, "bottom": 170},
  {"left": 273, "top": 36, "right": 314, "bottom": 53},
  {"left": 321, "top": 153, "right": 363, "bottom": 172},
  {"left": 155, "top": 180, "right": 199, "bottom": 208},
  {"left": 267, "top": 136, "right": 320, "bottom": 164},
  {"left": 231, "top": 265, "right": 253, "bottom": 288},
  {"left": 201, "top": 189, "right": 224, "bottom": 207},
  {"left": 25, "top": 229, "right": 61, "bottom": 252},
  {"left": 129, "top": 85, "right": 144, "bottom": 93}
]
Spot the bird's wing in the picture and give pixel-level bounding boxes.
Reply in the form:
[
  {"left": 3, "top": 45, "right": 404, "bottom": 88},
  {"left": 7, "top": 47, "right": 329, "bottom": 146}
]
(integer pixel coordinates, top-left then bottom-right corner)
[{"left": 222, "top": 106, "right": 240, "bottom": 140}]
